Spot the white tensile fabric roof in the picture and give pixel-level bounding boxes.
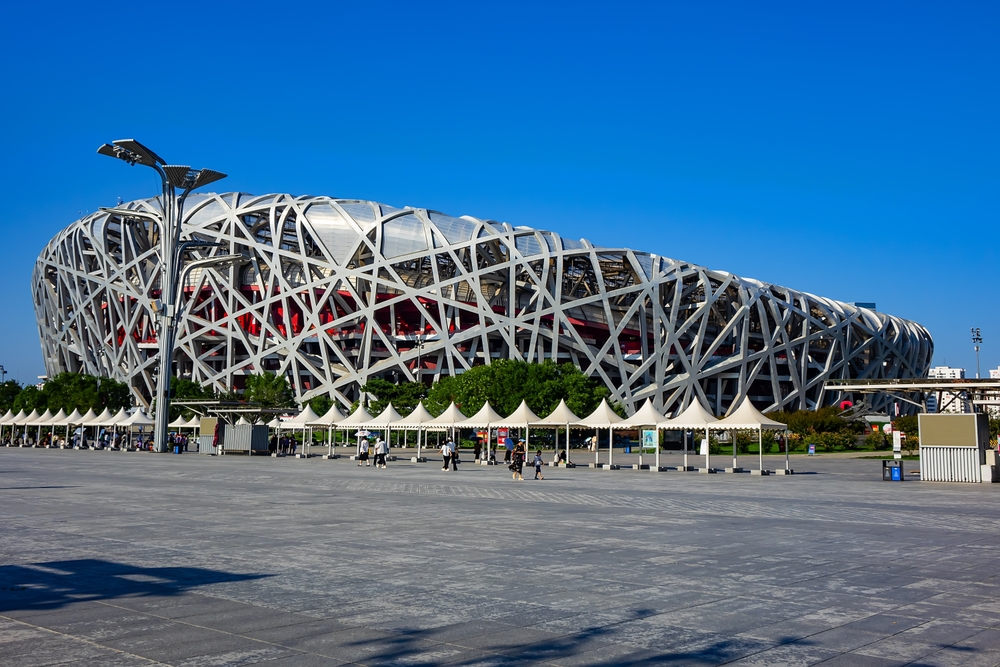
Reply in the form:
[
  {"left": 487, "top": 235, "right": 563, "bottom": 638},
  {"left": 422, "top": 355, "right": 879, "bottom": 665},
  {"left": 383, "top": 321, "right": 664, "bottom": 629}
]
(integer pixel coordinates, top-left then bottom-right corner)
[
  {"left": 336, "top": 405, "right": 374, "bottom": 427},
  {"left": 714, "top": 400, "right": 787, "bottom": 431},
  {"left": 660, "top": 400, "right": 719, "bottom": 430},
  {"left": 576, "top": 399, "right": 624, "bottom": 427},
  {"left": 493, "top": 400, "right": 542, "bottom": 428},
  {"left": 615, "top": 398, "right": 670, "bottom": 429},
  {"left": 425, "top": 402, "right": 467, "bottom": 427},
  {"left": 361, "top": 403, "right": 404, "bottom": 428},
  {"left": 457, "top": 403, "right": 506, "bottom": 428},
  {"left": 530, "top": 399, "right": 581, "bottom": 426}
]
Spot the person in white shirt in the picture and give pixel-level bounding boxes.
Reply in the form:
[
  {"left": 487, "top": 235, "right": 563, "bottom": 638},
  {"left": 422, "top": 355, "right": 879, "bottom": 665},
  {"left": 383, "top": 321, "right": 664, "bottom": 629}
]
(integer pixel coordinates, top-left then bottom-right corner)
[
  {"left": 441, "top": 439, "right": 452, "bottom": 471},
  {"left": 448, "top": 438, "right": 458, "bottom": 471},
  {"left": 374, "top": 437, "right": 388, "bottom": 468},
  {"left": 358, "top": 437, "right": 370, "bottom": 466}
]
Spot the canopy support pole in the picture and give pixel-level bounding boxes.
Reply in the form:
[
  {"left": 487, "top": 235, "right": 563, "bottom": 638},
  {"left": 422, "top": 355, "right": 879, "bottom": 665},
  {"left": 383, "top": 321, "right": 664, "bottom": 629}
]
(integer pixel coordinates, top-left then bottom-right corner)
[
  {"left": 705, "top": 426, "right": 710, "bottom": 470},
  {"left": 608, "top": 427, "right": 613, "bottom": 468},
  {"left": 758, "top": 428, "right": 763, "bottom": 472}
]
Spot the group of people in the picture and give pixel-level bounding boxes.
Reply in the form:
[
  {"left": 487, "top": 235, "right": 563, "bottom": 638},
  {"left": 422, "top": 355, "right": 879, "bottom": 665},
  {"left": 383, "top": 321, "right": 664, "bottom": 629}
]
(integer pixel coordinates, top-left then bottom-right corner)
[
  {"left": 3, "top": 429, "right": 163, "bottom": 451},
  {"left": 356, "top": 435, "right": 389, "bottom": 468},
  {"left": 268, "top": 435, "right": 298, "bottom": 456}
]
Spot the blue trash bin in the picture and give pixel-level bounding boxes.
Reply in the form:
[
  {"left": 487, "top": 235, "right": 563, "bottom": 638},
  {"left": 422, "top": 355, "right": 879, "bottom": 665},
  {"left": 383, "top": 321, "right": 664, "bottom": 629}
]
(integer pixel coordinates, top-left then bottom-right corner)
[{"left": 173, "top": 445, "right": 181, "bottom": 454}]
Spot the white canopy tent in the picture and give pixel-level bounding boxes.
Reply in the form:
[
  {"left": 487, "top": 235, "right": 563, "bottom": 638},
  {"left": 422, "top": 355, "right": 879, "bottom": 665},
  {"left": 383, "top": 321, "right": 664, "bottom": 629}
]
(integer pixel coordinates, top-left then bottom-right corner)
[
  {"left": 310, "top": 404, "right": 347, "bottom": 457},
  {"left": 392, "top": 401, "right": 440, "bottom": 461},
  {"left": 283, "top": 405, "right": 321, "bottom": 457},
  {"left": 109, "top": 408, "right": 130, "bottom": 425},
  {"left": 425, "top": 402, "right": 467, "bottom": 427},
  {"left": 457, "top": 403, "right": 506, "bottom": 428},
  {"left": 660, "top": 400, "right": 719, "bottom": 471},
  {"left": 614, "top": 399, "right": 670, "bottom": 469},
  {"left": 494, "top": 400, "right": 542, "bottom": 449},
  {"left": 576, "top": 399, "right": 624, "bottom": 467},
  {"left": 714, "top": 399, "right": 789, "bottom": 473},
  {"left": 336, "top": 405, "right": 374, "bottom": 455},
  {"left": 530, "top": 399, "right": 581, "bottom": 465}
]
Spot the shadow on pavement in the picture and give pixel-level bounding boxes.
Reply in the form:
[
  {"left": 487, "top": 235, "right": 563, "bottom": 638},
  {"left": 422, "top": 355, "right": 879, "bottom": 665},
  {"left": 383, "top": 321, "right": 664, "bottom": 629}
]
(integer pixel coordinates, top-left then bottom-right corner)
[{"left": 0, "top": 558, "right": 269, "bottom": 614}]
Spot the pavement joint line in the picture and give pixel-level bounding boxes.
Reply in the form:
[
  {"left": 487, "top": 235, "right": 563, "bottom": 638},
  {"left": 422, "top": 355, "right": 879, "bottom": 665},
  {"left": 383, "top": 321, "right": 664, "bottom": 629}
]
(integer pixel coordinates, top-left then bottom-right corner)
[{"left": 0, "top": 612, "right": 168, "bottom": 665}]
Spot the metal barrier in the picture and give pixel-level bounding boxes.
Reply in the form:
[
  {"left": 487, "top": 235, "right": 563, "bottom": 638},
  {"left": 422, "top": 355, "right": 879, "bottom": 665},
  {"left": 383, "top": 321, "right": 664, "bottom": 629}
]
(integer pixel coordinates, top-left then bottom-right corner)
[{"left": 919, "top": 445, "right": 982, "bottom": 483}]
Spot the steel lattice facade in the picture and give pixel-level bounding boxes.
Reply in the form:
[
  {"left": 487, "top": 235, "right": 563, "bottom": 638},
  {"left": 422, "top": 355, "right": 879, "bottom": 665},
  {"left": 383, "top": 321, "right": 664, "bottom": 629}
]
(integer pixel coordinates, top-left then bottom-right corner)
[{"left": 33, "top": 193, "right": 933, "bottom": 415}]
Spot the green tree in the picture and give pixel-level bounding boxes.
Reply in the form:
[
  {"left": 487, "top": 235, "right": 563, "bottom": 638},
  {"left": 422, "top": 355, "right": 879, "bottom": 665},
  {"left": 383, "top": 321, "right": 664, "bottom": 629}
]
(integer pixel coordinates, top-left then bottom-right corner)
[
  {"left": 360, "top": 378, "right": 427, "bottom": 416},
  {"left": 169, "top": 378, "right": 216, "bottom": 420},
  {"left": 0, "top": 380, "right": 23, "bottom": 413},
  {"left": 12, "top": 373, "right": 130, "bottom": 414},
  {"left": 243, "top": 373, "right": 295, "bottom": 408},
  {"left": 308, "top": 394, "right": 334, "bottom": 418},
  {"left": 424, "top": 360, "right": 609, "bottom": 418}
]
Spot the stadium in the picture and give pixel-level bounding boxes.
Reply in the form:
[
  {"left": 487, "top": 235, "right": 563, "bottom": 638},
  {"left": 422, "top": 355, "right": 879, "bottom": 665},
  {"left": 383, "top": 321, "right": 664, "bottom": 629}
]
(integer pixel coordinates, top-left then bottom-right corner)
[{"left": 32, "top": 193, "right": 933, "bottom": 415}]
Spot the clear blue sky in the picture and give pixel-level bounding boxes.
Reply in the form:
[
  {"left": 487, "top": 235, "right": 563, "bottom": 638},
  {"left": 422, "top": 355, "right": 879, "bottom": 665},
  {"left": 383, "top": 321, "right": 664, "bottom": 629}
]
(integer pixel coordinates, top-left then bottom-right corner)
[{"left": 0, "top": 1, "right": 996, "bottom": 384}]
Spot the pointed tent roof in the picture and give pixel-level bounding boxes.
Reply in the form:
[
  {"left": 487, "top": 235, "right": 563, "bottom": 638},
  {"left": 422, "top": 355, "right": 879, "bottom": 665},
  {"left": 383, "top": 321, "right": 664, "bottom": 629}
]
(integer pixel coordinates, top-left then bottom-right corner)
[
  {"left": 615, "top": 398, "right": 670, "bottom": 429},
  {"left": 576, "top": 399, "right": 624, "bottom": 427},
  {"left": 109, "top": 408, "right": 130, "bottom": 425},
  {"left": 426, "top": 402, "right": 467, "bottom": 427},
  {"left": 267, "top": 416, "right": 282, "bottom": 429},
  {"left": 660, "top": 399, "right": 719, "bottom": 430},
  {"left": 715, "top": 399, "right": 787, "bottom": 431},
  {"left": 65, "top": 408, "right": 84, "bottom": 425},
  {"left": 125, "top": 410, "right": 155, "bottom": 426},
  {"left": 9, "top": 409, "right": 28, "bottom": 424},
  {"left": 0, "top": 410, "right": 12, "bottom": 425},
  {"left": 336, "top": 405, "right": 374, "bottom": 427},
  {"left": 284, "top": 404, "right": 320, "bottom": 426},
  {"left": 362, "top": 403, "right": 404, "bottom": 428},
  {"left": 184, "top": 416, "right": 202, "bottom": 429},
  {"left": 235, "top": 416, "right": 251, "bottom": 426},
  {"left": 78, "top": 408, "right": 98, "bottom": 426},
  {"left": 494, "top": 400, "right": 542, "bottom": 427},
  {"left": 22, "top": 409, "right": 41, "bottom": 425},
  {"left": 530, "top": 399, "right": 581, "bottom": 426},
  {"left": 457, "top": 402, "right": 506, "bottom": 428},
  {"left": 91, "top": 407, "right": 114, "bottom": 426},
  {"left": 168, "top": 415, "right": 188, "bottom": 428},
  {"left": 29, "top": 409, "right": 54, "bottom": 426},
  {"left": 393, "top": 401, "right": 434, "bottom": 426},
  {"left": 46, "top": 408, "right": 69, "bottom": 426},
  {"left": 313, "top": 404, "right": 347, "bottom": 426}
]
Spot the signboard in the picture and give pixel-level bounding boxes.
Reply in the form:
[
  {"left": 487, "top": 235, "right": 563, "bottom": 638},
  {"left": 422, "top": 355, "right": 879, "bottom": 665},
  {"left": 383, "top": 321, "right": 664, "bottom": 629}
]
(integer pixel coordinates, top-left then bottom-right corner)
[
  {"left": 699, "top": 438, "right": 709, "bottom": 456},
  {"left": 497, "top": 428, "right": 508, "bottom": 440},
  {"left": 893, "top": 431, "right": 902, "bottom": 459},
  {"left": 807, "top": 443, "right": 816, "bottom": 455},
  {"left": 641, "top": 429, "right": 657, "bottom": 451}
]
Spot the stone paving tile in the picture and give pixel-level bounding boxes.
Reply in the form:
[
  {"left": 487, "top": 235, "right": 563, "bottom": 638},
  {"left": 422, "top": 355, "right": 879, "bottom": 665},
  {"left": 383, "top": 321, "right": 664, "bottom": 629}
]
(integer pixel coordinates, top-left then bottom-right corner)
[{"left": 6, "top": 450, "right": 1000, "bottom": 666}]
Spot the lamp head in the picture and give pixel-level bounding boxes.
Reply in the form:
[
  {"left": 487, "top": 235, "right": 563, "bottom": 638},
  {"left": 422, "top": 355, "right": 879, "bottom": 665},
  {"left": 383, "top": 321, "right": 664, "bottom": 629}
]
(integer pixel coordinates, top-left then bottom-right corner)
[
  {"left": 164, "top": 165, "right": 227, "bottom": 191},
  {"left": 97, "top": 139, "right": 164, "bottom": 167}
]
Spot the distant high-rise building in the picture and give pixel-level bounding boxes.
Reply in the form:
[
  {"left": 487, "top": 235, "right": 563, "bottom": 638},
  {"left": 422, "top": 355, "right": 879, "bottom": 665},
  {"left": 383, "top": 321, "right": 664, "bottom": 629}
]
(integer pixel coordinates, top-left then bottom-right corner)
[{"left": 927, "top": 366, "right": 969, "bottom": 413}]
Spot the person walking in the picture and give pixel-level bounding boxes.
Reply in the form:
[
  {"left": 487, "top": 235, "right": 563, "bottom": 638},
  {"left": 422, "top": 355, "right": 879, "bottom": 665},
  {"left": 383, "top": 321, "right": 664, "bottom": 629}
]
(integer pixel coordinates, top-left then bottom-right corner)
[
  {"left": 449, "top": 438, "right": 459, "bottom": 471},
  {"left": 374, "top": 436, "right": 388, "bottom": 468},
  {"left": 358, "top": 436, "right": 370, "bottom": 466},
  {"left": 441, "top": 438, "right": 453, "bottom": 471},
  {"left": 533, "top": 450, "right": 545, "bottom": 480},
  {"left": 510, "top": 439, "right": 525, "bottom": 481},
  {"left": 473, "top": 437, "right": 482, "bottom": 462}
]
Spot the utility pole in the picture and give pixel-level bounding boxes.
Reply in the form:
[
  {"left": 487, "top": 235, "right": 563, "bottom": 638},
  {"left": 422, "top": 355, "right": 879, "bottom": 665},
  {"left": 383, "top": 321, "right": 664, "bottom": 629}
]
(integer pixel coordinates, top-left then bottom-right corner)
[{"left": 972, "top": 327, "right": 983, "bottom": 379}]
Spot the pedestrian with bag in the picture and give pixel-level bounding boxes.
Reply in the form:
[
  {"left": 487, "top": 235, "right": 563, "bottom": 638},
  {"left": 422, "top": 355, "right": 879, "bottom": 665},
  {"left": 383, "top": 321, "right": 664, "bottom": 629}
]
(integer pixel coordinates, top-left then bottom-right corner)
[
  {"left": 441, "top": 438, "right": 452, "bottom": 471},
  {"left": 358, "top": 436, "right": 370, "bottom": 466},
  {"left": 510, "top": 439, "right": 525, "bottom": 481},
  {"left": 374, "top": 436, "right": 388, "bottom": 468}
]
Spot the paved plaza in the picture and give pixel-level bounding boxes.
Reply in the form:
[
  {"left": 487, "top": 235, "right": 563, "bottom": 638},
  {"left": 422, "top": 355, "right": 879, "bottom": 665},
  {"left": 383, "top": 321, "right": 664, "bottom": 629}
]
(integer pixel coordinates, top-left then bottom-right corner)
[{"left": 2, "top": 448, "right": 1000, "bottom": 666}]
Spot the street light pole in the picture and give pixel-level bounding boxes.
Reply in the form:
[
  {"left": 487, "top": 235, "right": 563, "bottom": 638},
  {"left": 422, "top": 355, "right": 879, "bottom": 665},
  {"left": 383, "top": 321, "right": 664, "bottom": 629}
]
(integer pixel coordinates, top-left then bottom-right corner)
[
  {"left": 972, "top": 327, "right": 983, "bottom": 379},
  {"left": 98, "top": 140, "right": 226, "bottom": 453}
]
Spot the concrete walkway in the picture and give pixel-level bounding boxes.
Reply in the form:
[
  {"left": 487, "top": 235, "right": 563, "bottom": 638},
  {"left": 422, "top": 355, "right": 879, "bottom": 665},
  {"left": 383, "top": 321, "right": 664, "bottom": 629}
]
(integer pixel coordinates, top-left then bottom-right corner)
[{"left": 1, "top": 448, "right": 999, "bottom": 666}]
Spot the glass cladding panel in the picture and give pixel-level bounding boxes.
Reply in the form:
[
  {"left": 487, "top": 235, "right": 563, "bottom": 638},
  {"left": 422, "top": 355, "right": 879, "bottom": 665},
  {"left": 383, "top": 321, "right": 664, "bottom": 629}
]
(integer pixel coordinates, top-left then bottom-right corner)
[
  {"left": 634, "top": 253, "right": 654, "bottom": 281},
  {"left": 428, "top": 212, "right": 478, "bottom": 244},
  {"left": 379, "top": 204, "right": 404, "bottom": 218},
  {"left": 382, "top": 214, "right": 428, "bottom": 258},
  {"left": 514, "top": 234, "right": 542, "bottom": 257},
  {"left": 562, "top": 238, "right": 586, "bottom": 250},
  {"left": 185, "top": 198, "right": 228, "bottom": 228},
  {"left": 541, "top": 233, "right": 556, "bottom": 252},
  {"left": 305, "top": 204, "right": 359, "bottom": 265},
  {"left": 339, "top": 202, "right": 377, "bottom": 225}
]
